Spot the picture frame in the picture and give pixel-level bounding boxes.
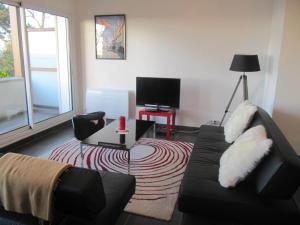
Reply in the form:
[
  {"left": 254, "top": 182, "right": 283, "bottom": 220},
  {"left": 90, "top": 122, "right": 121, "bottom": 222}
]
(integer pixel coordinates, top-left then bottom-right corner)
[{"left": 94, "top": 14, "right": 126, "bottom": 60}]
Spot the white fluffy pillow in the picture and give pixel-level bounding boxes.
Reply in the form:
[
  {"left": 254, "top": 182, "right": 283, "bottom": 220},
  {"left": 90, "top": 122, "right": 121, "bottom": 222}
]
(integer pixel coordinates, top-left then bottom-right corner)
[
  {"left": 219, "top": 125, "right": 272, "bottom": 188},
  {"left": 224, "top": 101, "right": 257, "bottom": 143},
  {"left": 235, "top": 125, "right": 267, "bottom": 143}
]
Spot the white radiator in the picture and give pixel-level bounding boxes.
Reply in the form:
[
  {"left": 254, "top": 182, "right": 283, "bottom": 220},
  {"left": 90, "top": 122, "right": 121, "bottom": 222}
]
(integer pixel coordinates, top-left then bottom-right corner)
[{"left": 86, "top": 89, "right": 129, "bottom": 119}]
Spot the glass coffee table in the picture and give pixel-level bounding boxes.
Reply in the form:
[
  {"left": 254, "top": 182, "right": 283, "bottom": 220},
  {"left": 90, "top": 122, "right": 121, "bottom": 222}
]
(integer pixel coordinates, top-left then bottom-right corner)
[{"left": 80, "top": 119, "right": 155, "bottom": 174}]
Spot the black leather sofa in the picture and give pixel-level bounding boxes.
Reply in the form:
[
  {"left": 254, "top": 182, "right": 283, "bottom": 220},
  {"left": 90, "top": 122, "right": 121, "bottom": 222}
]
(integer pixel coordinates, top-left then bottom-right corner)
[
  {"left": 0, "top": 166, "right": 135, "bottom": 225},
  {"left": 178, "top": 107, "right": 300, "bottom": 225}
]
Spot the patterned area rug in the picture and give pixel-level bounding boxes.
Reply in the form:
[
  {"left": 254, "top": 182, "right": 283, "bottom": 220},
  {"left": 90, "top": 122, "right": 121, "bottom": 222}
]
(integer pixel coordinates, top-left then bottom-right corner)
[{"left": 49, "top": 138, "right": 193, "bottom": 221}]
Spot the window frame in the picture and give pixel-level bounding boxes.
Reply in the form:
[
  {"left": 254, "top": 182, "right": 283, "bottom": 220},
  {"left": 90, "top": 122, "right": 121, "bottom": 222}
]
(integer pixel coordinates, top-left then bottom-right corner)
[{"left": 0, "top": 1, "right": 75, "bottom": 148}]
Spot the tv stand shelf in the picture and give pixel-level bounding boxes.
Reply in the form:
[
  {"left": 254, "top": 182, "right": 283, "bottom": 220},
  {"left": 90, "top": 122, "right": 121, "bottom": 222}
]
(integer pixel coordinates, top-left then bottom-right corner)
[
  {"left": 144, "top": 108, "right": 170, "bottom": 112},
  {"left": 138, "top": 108, "right": 176, "bottom": 140}
]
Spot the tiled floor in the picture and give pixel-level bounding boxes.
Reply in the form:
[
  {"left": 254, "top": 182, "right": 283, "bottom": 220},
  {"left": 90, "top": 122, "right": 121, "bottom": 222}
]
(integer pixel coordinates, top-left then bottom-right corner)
[
  {"left": 3, "top": 123, "right": 300, "bottom": 225},
  {"left": 11, "top": 125, "right": 74, "bottom": 158}
]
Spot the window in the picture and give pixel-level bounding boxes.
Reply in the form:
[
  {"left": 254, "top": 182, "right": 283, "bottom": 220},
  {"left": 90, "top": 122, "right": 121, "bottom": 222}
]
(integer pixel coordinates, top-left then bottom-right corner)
[
  {"left": 25, "top": 9, "right": 72, "bottom": 123},
  {"left": 0, "top": 2, "right": 72, "bottom": 135},
  {"left": 0, "top": 2, "right": 28, "bottom": 134}
]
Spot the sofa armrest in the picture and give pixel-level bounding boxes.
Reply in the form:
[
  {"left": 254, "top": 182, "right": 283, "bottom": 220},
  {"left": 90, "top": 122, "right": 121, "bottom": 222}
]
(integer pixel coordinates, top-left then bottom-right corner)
[{"left": 54, "top": 167, "right": 106, "bottom": 220}]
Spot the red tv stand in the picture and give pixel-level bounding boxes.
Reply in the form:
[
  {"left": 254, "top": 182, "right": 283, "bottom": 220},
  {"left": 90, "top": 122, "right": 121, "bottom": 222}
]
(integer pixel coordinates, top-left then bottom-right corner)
[{"left": 138, "top": 108, "right": 176, "bottom": 140}]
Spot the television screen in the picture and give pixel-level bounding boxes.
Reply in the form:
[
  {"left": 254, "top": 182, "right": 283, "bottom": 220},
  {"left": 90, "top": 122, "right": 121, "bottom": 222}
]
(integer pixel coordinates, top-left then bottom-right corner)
[{"left": 136, "top": 77, "right": 181, "bottom": 108}]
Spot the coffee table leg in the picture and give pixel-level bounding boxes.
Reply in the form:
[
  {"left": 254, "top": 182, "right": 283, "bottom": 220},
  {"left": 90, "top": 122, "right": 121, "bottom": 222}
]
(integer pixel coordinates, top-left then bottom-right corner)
[
  {"left": 128, "top": 150, "right": 130, "bottom": 174},
  {"left": 80, "top": 143, "right": 84, "bottom": 167}
]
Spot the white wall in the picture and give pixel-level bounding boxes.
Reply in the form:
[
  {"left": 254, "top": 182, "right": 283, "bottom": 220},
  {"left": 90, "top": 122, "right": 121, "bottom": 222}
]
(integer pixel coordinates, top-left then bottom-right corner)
[
  {"left": 77, "top": 0, "right": 275, "bottom": 127},
  {"left": 272, "top": 0, "right": 300, "bottom": 154},
  {"left": 262, "top": 0, "right": 286, "bottom": 114}
]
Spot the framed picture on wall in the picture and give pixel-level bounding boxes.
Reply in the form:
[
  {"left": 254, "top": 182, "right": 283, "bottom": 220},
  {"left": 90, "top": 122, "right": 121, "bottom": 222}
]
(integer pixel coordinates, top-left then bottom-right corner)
[{"left": 94, "top": 14, "right": 126, "bottom": 60}]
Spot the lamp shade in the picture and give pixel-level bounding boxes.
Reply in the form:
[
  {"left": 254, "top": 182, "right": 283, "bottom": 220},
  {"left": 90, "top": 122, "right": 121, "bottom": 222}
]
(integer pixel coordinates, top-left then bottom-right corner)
[{"left": 230, "top": 54, "right": 260, "bottom": 72}]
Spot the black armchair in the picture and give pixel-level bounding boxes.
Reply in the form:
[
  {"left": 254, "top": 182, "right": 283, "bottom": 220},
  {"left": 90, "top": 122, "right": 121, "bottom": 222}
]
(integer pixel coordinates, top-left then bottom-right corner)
[{"left": 72, "top": 111, "right": 106, "bottom": 141}]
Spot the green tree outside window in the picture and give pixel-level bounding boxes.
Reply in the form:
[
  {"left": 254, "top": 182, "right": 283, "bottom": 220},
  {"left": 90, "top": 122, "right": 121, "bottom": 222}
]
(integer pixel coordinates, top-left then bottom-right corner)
[{"left": 0, "top": 3, "right": 14, "bottom": 78}]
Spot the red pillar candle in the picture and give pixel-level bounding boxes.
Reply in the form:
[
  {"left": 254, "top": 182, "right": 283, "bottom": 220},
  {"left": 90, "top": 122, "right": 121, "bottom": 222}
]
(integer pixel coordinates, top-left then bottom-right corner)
[{"left": 119, "top": 116, "right": 126, "bottom": 131}]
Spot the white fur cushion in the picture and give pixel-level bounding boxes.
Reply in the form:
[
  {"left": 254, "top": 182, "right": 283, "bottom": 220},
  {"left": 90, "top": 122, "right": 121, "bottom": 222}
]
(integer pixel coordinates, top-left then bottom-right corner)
[
  {"left": 219, "top": 125, "right": 273, "bottom": 188},
  {"left": 235, "top": 125, "right": 267, "bottom": 143},
  {"left": 224, "top": 101, "right": 257, "bottom": 143}
]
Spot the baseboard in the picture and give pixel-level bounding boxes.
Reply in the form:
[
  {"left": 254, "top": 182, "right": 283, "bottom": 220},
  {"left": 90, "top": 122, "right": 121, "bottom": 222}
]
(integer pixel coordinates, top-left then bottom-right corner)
[{"left": 1, "top": 120, "right": 72, "bottom": 153}]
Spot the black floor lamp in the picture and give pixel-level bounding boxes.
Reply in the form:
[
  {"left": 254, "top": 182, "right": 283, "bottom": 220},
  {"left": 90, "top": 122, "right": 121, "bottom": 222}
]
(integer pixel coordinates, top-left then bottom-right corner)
[{"left": 220, "top": 54, "right": 260, "bottom": 126}]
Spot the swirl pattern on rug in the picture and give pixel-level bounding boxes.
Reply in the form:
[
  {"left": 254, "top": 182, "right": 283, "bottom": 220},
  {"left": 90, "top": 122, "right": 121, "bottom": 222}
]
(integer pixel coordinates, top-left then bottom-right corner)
[{"left": 49, "top": 138, "right": 193, "bottom": 220}]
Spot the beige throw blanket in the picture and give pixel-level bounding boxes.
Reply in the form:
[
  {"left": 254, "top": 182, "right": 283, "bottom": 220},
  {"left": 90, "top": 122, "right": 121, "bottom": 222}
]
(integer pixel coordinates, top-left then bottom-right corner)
[{"left": 0, "top": 153, "right": 71, "bottom": 221}]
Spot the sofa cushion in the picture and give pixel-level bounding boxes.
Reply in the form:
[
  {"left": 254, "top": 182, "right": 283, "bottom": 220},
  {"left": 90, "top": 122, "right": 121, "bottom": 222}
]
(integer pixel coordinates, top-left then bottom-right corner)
[
  {"left": 181, "top": 208, "right": 300, "bottom": 225},
  {"left": 196, "top": 125, "right": 229, "bottom": 152},
  {"left": 180, "top": 126, "right": 252, "bottom": 210},
  {"left": 224, "top": 101, "right": 257, "bottom": 143},
  {"left": 198, "top": 125, "right": 224, "bottom": 134},
  {"left": 61, "top": 171, "right": 136, "bottom": 225},
  {"left": 179, "top": 121, "right": 300, "bottom": 223},
  {"left": 190, "top": 128, "right": 229, "bottom": 164},
  {"left": 93, "top": 172, "right": 135, "bottom": 225},
  {"left": 179, "top": 165, "right": 300, "bottom": 223},
  {"left": 219, "top": 125, "right": 273, "bottom": 188}
]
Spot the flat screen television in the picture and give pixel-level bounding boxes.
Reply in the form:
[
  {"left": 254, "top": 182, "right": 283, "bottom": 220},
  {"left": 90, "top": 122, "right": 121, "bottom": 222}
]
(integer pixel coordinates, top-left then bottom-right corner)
[{"left": 136, "top": 77, "right": 181, "bottom": 109}]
